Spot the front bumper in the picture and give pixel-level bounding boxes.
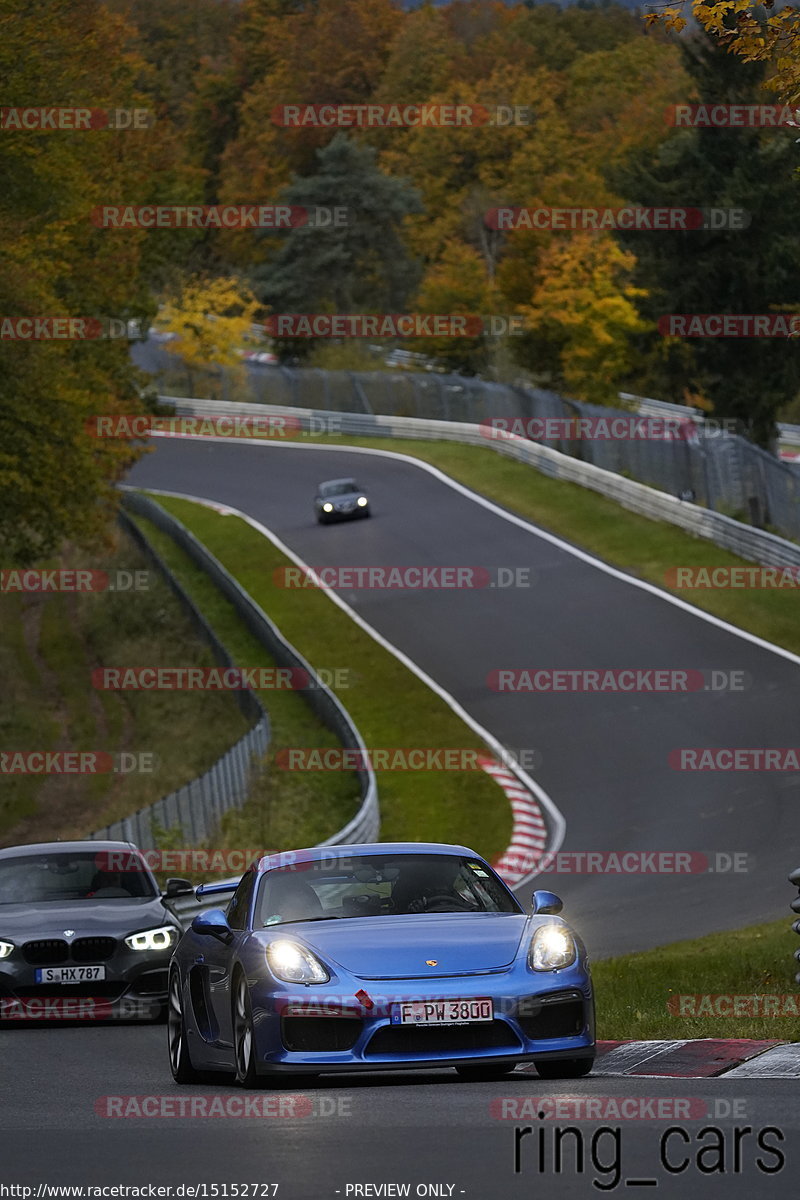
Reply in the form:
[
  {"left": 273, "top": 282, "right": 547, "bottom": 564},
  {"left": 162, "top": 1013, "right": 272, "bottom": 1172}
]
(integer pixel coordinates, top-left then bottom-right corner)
[
  {"left": 0, "top": 951, "right": 174, "bottom": 1021},
  {"left": 249, "top": 965, "right": 594, "bottom": 1074}
]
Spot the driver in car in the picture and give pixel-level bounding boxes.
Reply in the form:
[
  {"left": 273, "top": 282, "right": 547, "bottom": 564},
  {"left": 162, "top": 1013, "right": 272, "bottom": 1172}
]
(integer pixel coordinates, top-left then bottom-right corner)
[{"left": 391, "top": 860, "right": 475, "bottom": 914}]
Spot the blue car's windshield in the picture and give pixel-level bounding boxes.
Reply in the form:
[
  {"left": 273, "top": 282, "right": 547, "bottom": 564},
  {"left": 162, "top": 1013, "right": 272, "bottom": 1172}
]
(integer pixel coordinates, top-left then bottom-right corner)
[
  {"left": 255, "top": 854, "right": 520, "bottom": 927},
  {"left": 0, "top": 852, "right": 157, "bottom": 904}
]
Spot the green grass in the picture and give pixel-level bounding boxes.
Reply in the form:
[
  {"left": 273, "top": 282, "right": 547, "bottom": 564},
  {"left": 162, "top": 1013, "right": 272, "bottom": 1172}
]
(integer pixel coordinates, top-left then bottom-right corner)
[
  {"left": 594, "top": 918, "right": 799, "bottom": 1041},
  {"left": 139, "top": 493, "right": 513, "bottom": 862},
  {"left": 0, "top": 532, "right": 251, "bottom": 844},
  {"left": 127, "top": 513, "right": 360, "bottom": 855},
  {"left": 277, "top": 433, "right": 800, "bottom": 656}
]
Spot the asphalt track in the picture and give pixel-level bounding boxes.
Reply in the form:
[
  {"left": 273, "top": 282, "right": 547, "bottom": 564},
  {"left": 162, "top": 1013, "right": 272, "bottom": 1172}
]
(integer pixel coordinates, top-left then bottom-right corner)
[
  {"left": 5, "top": 436, "right": 800, "bottom": 1199},
  {"left": 125, "top": 437, "right": 800, "bottom": 955}
]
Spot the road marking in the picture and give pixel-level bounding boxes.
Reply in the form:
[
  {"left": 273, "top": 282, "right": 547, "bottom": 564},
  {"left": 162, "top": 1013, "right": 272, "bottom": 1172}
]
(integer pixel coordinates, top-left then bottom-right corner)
[{"left": 126, "top": 483, "right": 565, "bottom": 887}]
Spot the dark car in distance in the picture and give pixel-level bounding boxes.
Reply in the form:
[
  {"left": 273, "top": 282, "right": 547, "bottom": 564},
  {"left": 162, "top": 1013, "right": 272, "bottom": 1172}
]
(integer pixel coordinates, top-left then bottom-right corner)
[{"left": 314, "top": 478, "right": 371, "bottom": 524}]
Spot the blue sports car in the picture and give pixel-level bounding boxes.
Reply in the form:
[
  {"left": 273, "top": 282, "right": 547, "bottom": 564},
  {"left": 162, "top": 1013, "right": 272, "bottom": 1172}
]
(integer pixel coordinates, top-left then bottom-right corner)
[{"left": 168, "top": 843, "right": 595, "bottom": 1085}]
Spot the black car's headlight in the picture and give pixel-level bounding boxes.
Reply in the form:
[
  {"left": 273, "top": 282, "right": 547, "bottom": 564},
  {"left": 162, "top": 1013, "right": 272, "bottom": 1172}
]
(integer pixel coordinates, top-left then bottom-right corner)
[
  {"left": 266, "top": 939, "right": 330, "bottom": 984},
  {"left": 529, "top": 924, "right": 577, "bottom": 971},
  {"left": 0, "top": 940, "right": 14, "bottom": 959},
  {"left": 357, "top": 496, "right": 368, "bottom": 507},
  {"left": 322, "top": 503, "right": 334, "bottom": 512},
  {"left": 124, "top": 925, "right": 180, "bottom": 952}
]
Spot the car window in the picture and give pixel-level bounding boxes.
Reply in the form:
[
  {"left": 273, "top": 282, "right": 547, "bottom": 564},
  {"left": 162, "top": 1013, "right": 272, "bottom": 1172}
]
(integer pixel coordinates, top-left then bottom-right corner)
[
  {"left": 255, "top": 854, "right": 520, "bottom": 927},
  {"left": 319, "top": 481, "right": 358, "bottom": 497},
  {"left": 227, "top": 869, "right": 257, "bottom": 929},
  {"left": 0, "top": 852, "right": 157, "bottom": 903}
]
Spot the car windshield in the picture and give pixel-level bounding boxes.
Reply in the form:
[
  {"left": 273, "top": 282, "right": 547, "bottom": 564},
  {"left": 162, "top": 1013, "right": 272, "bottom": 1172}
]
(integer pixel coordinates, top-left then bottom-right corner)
[
  {"left": 319, "top": 481, "right": 359, "bottom": 497},
  {"left": 255, "top": 853, "right": 520, "bottom": 927},
  {"left": 0, "top": 851, "right": 157, "bottom": 904}
]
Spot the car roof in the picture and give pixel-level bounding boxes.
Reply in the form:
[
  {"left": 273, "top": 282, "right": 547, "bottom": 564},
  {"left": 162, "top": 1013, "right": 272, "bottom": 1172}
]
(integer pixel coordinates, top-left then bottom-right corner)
[
  {"left": 0, "top": 840, "right": 141, "bottom": 860},
  {"left": 318, "top": 477, "right": 358, "bottom": 488},
  {"left": 256, "top": 841, "right": 482, "bottom": 873}
]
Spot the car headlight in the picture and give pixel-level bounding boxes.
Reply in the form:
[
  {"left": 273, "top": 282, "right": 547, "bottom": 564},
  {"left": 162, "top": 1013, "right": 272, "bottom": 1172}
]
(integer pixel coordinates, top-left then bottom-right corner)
[
  {"left": 266, "top": 939, "right": 330, "bottom": 984},
  {"left": 0, "top": 940, "right": 14, "bottom": 959},
  {"left": 124, "top": 925, "right": 179, "bottom": 952},
  {"left": 356, "top": 496, "right": 368, "bottom": 507},
  {"left": 322, "top": 502, "right": 334, "bottom": 512},
  {"left": 529, "top": 924, "right": 576, "bottom": 971}
]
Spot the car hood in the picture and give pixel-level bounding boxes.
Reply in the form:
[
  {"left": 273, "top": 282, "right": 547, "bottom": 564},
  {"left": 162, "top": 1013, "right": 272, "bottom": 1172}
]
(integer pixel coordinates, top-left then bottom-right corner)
[
  {"left": 262, "top": 913, "right": 530, "bottom": 979},
  {"left": 0, "top": 897, "right": 172, "bottom": 939}
]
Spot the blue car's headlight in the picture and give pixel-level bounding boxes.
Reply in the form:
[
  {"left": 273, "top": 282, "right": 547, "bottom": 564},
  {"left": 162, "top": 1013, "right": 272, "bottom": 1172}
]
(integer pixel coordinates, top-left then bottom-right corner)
[
  {"left": 529, "top": 924, "right": 577, "bottom": 971},
  {"left": 124, "top": 925, "right": 179, "bottom": 952},
  {"left": 266, "top": 939, "right": 330, "bottom": 984},
  {"left": 0, "top": 940, "right": 14, "bottom": 959}
]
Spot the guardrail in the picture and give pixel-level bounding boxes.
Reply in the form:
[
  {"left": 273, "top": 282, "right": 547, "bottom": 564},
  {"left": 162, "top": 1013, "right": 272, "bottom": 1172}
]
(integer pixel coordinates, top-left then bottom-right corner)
[
  {"left": 87, "top": 508, "right": 269, "bottom": 848},
  {"left": 119, "top": 490, "right": 380, "bottom": 850},
  {"left": 157, "top": 395, "right": 800, "bottom": 572},
  {"left": 622, "top": 391, "right": 800, "bottom": 453}
]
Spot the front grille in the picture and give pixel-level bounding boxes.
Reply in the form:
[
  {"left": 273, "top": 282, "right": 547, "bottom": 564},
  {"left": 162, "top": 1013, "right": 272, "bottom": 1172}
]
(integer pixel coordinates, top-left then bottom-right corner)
[
  {"left": 72, "top": 937, "right": 117, "bottom": 962},
  {"left": 518, "top": 992, "right": 586, "bottom": 1040},
  {"left": 365, "top": 1020, "right": 519, "bottom": 1058},
  {"left": 282, "top": 1017, "right": 362, "bottom": 1052},
  {"left": 22, "top": 940, "right": 69, "bottom": 965}
]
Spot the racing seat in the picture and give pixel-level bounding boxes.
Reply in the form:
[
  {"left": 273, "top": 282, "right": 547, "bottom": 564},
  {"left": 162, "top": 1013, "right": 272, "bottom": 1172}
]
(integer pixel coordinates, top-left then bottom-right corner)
[{"left": 259, "top": 874, "right": 324, "bottom": 924}]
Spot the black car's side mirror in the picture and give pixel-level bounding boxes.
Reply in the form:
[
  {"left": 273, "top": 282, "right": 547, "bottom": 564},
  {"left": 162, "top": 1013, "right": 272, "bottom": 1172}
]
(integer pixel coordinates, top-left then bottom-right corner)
[
  {"left": 531, "top": 889, "right": 563, "bottom": 916},
  {"left": 191, "top": 908, "right": 234, "bottom": 944},
  {"left": 164, "top": 877, "right": 195, "bottom": 899}
]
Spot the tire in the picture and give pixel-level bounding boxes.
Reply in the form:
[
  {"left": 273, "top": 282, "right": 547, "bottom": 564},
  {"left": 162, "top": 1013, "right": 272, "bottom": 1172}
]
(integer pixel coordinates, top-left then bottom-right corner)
[
  {"left": 233, "top": 973, "right": 261, "bottom": 1088},
  {"left": 168, "top": 969, "right": 203, "bottom": 1084},
  {"left": 456, "top": 1063, "right": 518, "bottom": 1081},
  {"left": 534, "top": 1056, "right": 594, "bottom": 1079}
]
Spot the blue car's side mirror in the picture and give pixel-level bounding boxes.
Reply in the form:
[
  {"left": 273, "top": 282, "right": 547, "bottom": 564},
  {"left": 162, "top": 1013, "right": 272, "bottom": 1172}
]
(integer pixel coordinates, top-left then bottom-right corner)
[
  {"left": 531, "top": 890, "right": 563, "bottom": 916},
  {"left": 192, "top": 908, "right": 233, "bottom": 943}
]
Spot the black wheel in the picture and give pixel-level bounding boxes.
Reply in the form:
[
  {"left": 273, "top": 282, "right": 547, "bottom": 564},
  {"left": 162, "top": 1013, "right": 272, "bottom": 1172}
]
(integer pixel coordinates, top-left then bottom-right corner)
[
  {"left": 456, "top": 1063, "right": 518, "bottom": 1081},
  {"left": 168, "top": 969, "right": 203, "bottom": 1084},
  {"left": 233, "top": 973, "right": 261, "bottom": 1087},
  {"left": 534, "top": 1056, "right": 594, "bottom": 1079}
]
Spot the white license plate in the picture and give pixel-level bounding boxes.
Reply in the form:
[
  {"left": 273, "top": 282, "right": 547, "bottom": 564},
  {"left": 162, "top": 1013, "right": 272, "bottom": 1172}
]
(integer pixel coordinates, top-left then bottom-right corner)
[
  {"left": 392, "top": 998, "right": 493, "bottom": 1026},
  {"left": 34, "top": 965, "right": 106, "bottom": 984}
]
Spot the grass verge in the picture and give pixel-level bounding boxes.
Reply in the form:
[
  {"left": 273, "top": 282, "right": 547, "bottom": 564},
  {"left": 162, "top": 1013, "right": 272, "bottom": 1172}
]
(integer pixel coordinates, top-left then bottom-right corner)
[{"left": 594, "top": 917, "right": 798, "bottom": 1041}]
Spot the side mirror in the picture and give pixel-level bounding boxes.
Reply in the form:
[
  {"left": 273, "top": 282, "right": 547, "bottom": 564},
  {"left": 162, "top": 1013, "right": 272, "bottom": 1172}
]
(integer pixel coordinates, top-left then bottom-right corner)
[
  {"left": 164, "top": 877, "right": 195, "bottom": 899},
  {"left": 532, "top": 889, "right": 563, "bottom": 916},
  {"left": 191, "top": 908, "right": 233, "bottom": 943}
]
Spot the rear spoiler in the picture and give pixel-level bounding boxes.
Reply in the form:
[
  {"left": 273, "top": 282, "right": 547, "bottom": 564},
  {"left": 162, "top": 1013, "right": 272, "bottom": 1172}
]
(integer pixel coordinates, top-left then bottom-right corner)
[{"left": 195, "top": 878, "right": 241, "bottom": 901}]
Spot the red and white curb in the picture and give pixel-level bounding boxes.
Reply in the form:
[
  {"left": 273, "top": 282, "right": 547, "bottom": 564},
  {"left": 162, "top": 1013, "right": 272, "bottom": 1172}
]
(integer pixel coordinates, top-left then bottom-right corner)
[
  {"left": 518, "top": 1039, "right": 800, "bottom": 1078},
  {"left": 479, "top": 757, "right": 550, "bottom": 886}
]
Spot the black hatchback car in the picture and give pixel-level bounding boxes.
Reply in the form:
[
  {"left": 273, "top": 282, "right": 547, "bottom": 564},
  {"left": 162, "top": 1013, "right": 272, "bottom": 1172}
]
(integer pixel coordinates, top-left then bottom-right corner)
[
  {"left": 314, "top": 478, "right": 371, "bottom": 524},
  {"left": 0, "top": 840, "right": 190, "bottom": 1022}
]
